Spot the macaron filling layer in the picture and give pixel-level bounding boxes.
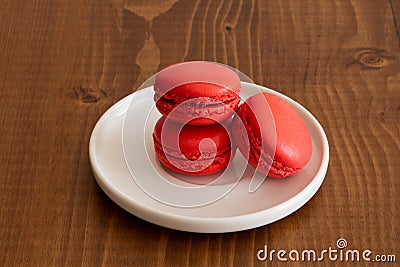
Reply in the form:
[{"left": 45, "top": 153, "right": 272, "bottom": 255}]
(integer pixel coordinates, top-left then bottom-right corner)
[
  {"left": 155, "top": 94, "right": 240, "bottom": 117},
  {"left": 154, "top": 92, "right": 239, "bottom": 106}
]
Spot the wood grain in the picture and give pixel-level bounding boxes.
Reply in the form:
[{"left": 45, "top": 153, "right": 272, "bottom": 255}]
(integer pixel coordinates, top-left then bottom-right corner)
[{"left": 0, "top": 0, "right": 399, "bottom": 266}]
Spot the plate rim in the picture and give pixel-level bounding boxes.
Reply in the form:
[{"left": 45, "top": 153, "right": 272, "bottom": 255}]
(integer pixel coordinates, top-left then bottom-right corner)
[{"left": 89, "top": 83, "right": 329, "bottom": 233}]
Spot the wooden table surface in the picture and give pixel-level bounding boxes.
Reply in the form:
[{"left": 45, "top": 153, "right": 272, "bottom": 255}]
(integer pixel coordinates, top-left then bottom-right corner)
[{"left": 1, "top": 0, "right": 399, "bottom": 266}]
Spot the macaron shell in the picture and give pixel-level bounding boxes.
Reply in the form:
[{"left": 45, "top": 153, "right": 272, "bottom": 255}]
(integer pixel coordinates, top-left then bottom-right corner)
[
  {"left": 154, "top": 61, "right": 241, "bottom": 97},
  {"left": 262, "top": 93, "right": 312, "bottom": 170}
]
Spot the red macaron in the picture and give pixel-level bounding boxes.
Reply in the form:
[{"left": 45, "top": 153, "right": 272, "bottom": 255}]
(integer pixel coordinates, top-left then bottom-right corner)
[
  {"left": 154, "top": 61, "right": 241, "bottom": 125},
  {"left": 232, "top": 92, "right": 312, "bottom": 178},
  {"left": 153, "top": 116, "right": 234, "bottom": 175}
]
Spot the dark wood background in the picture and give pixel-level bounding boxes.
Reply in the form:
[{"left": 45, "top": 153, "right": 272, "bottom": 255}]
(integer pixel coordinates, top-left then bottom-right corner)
[{"left": 1, "top": 0, "right": 399, "bottom": 266}]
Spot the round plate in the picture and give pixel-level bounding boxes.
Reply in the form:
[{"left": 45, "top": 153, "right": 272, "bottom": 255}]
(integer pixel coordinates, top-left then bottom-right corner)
[{"left": 89, "top": 84, "right": 329, "bottom": 233}]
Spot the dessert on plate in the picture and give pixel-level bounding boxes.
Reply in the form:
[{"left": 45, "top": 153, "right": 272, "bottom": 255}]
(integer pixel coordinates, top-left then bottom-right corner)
[{"left": 232, "top": 92, "right": 312, "bottom": 178}]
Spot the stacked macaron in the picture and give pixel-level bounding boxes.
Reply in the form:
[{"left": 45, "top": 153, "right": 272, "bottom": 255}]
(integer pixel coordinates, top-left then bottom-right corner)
[
  {"left": 152, "top": 61, "right": 313, "bottom": 178},
  {"left": 152, "top": 61, "right": 241, "bottom": 175},
  {"left": 153, "top": 117, "right": 233, "bottom": 175}
]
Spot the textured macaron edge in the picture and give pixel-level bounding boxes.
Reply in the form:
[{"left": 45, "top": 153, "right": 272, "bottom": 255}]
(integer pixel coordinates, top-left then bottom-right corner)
[
  {"left": 233, "top": 106, "right": 297, "bottom": 178},
  {"left": 155, "top": 95, "right": 241, "bottom": 125}
]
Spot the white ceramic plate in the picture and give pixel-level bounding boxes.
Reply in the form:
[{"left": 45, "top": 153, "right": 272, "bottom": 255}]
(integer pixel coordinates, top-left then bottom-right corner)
[{"left": 89, "top": 83, "right": 329, "bottom": 233}]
